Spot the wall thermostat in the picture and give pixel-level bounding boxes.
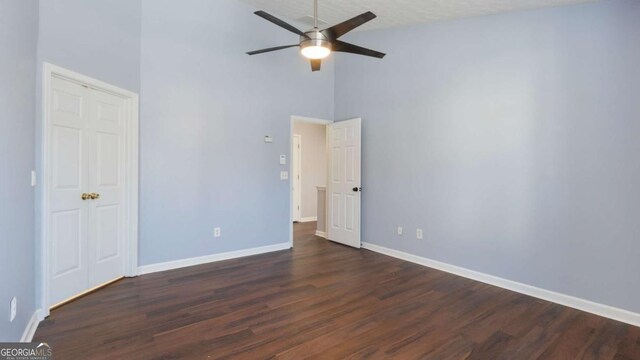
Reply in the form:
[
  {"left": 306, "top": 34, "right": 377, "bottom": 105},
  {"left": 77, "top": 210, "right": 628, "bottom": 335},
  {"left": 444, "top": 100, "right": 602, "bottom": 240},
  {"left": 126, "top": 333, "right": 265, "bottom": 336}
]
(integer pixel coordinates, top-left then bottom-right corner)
[{"left": 264, "top": 135, "right": 273, "bottom": 143}]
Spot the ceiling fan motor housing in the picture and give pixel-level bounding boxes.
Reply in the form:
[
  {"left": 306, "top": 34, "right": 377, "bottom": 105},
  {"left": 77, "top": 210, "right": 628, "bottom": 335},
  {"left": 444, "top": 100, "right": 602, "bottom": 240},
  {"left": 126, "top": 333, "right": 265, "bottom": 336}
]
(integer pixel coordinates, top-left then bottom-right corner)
[{"left": 300, "top": 30, "right": 332, "bottom": 52}]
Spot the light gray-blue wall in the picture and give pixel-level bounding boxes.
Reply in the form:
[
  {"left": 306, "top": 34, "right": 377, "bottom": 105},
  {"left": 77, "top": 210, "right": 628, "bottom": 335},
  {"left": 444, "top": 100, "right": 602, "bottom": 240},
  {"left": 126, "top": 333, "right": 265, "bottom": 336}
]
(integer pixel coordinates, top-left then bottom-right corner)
[
  {"left": 34, "top": 0, "right": 142, "bottom": 312},
  {"left": 139, "top": 0, "right": 334, "bottom": 265},
  {"left": 334, "top": 0, "right": 640, "bottom": 313},
  {"left": 0, "top": 0, "right": 38, "bottom": 342},
  {"left": 37, "top": 0, "right": 142, "bottom": 92}
]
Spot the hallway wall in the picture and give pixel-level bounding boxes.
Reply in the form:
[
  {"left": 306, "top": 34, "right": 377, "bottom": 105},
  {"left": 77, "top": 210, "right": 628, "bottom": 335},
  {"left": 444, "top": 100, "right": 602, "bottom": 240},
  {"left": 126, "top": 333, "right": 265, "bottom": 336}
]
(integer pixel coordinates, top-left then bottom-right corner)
[{"left": 293, "top": 121, "right": 327, "bottom": 220}]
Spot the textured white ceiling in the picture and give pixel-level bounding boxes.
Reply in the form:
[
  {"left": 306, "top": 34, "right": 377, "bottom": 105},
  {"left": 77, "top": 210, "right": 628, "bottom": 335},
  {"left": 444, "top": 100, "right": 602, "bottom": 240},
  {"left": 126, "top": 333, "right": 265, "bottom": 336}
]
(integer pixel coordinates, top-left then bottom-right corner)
[{"left": 239, "top": 0, "right": 598, "bottom": 31}]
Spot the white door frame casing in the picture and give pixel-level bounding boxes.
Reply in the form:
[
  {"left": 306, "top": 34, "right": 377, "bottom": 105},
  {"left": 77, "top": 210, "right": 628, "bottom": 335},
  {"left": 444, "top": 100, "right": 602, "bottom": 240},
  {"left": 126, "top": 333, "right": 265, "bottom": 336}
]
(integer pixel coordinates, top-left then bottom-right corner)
[
  {"left": 289, "top": 116, "right": 333, "bottom": 248},
  {"left": 292, "top": 134, "right": 302, "bottom": 222},
  {"left": 40, "top": 63, "right": 139, "bottom": 318}
]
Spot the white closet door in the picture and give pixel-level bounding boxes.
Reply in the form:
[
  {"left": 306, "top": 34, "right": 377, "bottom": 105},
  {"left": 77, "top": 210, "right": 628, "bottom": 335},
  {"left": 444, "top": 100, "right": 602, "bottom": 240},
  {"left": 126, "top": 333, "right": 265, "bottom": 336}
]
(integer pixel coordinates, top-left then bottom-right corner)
[
  {"left": 49, "top": 77, "right": 90, "bottom": 306},
  {"left": 49, "top": 77, "right": 127, "bottom": 307},
  {"left": 87, "top": 89, "right": 126, "bottom": 287}
]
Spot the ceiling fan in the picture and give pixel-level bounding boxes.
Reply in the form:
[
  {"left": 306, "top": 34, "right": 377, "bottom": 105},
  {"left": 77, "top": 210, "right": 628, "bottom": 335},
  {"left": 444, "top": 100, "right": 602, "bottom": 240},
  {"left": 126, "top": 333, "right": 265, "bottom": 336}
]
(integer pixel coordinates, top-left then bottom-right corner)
[{"left": 246, "top": 0, "right": 386, "bottom": 72}]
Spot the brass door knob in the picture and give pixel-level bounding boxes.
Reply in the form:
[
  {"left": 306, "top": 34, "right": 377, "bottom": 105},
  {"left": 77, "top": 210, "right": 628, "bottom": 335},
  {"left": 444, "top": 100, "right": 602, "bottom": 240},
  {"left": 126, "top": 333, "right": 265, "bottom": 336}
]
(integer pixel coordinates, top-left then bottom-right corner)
[
  {"left": 81, "top": 193, "right": 90, "bottom": 200},
  {"left": 90, "top": 193, "right": 100, "bottom": 200}
]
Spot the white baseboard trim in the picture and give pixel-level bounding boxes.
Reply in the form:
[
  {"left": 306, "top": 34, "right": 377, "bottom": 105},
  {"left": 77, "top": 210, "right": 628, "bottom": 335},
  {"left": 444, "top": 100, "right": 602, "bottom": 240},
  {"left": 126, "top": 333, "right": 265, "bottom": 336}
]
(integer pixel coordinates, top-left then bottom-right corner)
[
  {"left": 362, "top": 242, "right": 640, "bottom": 328},
  {"left": 21, "top": 309, "right": 43, "bottom": 342},
  {"left": 138, "top": 242, "right": 291, "bottom": 275},
  {"left": 300, "top": 217, "right": 318, "bottom": 223},
  {"left": 315, "top": 230, "right": 327, "bottom": 238}
]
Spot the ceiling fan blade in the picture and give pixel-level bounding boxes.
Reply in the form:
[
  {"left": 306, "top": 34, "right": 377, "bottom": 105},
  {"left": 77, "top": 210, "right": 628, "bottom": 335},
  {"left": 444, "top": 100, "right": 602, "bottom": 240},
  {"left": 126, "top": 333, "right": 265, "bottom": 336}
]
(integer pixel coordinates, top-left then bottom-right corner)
[
  {"left": 247, "top": 44, "right": 299, "bottom": 56},
  {"left": 333, "top": 40, "right": 386, "bottom": 59},
  {"left": 254, "top": 11, "right": 309, "bottom": 38},
  {"left": 321, "top": 11, "right": 377, "bottom": 39},
  {"left": 310, "top": 59, "right": 321, "bottom": 72}
]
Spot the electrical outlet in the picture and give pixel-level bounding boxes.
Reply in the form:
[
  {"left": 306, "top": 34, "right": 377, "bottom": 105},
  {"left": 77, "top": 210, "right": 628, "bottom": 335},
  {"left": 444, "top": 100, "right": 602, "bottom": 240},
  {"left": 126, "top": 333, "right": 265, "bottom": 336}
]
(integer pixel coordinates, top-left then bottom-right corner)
[
  {"left": 416, "top": 229, "right": 423, "bottom": 240},
  {"left": 397, "top": 226, "right": 403, "bottom": 236},
  {"left": 10, "top": 297, "right": 16, "bottom": 322},
  {"left": 280, "top": 171, "right": 289, "bottom": 180},
  {"left": 214, "top": 227, "right": 221, "bottom": 238}
]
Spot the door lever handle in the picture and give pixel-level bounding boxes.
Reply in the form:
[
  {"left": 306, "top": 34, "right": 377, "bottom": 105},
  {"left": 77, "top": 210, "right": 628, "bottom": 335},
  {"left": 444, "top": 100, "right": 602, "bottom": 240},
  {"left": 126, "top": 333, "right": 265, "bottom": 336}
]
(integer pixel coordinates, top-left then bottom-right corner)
[
  {"left": 90, "top": 193, "right": 100, "bottom": 200},
  {"left": 81, "top": 193, "right": 90, "bottom": 200},
  {"left": 352, "top": 187, "right": 362, "bottom": 192}
]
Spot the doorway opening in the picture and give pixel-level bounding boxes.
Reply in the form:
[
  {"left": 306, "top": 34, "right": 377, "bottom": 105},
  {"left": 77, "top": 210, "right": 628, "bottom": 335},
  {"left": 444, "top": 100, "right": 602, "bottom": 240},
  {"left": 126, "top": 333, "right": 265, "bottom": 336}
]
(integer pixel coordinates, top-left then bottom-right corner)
[{"left": 289, "top": 116, "right": 332, "bottom": 248}]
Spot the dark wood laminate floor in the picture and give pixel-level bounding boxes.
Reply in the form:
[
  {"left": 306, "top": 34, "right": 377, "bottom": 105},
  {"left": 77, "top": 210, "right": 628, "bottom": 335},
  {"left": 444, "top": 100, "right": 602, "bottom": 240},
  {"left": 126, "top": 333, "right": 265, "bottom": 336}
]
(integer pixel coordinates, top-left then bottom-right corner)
[{"left": 35, "top": 222, "right": 640, "bottom": 359}]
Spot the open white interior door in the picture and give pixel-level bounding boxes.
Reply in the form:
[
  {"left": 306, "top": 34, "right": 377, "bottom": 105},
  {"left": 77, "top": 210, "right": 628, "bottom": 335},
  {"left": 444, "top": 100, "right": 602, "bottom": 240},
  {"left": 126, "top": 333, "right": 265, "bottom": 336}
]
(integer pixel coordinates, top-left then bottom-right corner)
[{"left": 327, "top": 118, "right": 361, "bottom": 248}]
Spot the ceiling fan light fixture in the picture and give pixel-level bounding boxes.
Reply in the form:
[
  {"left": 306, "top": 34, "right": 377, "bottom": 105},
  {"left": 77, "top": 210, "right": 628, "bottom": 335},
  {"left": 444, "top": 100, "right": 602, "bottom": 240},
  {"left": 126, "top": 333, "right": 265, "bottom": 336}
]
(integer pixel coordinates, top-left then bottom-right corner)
[
  {"left": 301, "top": 44, "right": 331, "bottom": 59},
  {"left": 300, "top": 32, "right": 332, "bottom": 59}
]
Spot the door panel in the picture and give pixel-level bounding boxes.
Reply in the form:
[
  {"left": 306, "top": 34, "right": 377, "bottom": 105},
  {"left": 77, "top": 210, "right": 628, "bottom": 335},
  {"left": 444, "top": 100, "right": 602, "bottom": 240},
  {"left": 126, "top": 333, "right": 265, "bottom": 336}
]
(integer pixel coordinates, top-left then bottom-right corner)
[
  {"left": 95, "top": 204, "right": 120, "bottom": 262},
  {"left": 96, "top": 132, "right": 120, "bottom": 186},
  {"left": 51, "top": 209, "right": 82, "bottom": 276},
  {"left": 49, "top": 77, "right": 90, "bottom": 306},
  {"left": 331, "top": 193, "right": 342, "bottom": 228},
  {"left": 327, "top": 118, "right": 361, "bottom": 248},
  {"left": 345, "top": 194, "right": 355, "bottom": 231},
  {"left": 331, "top": 147, "right": 342, "bottom": 182},
  {"left": 53, "top": 89, "right": 83, "bottom": 118},
  {"left": 88, "top": 89, "right": 126, "bottom": 287},
  {"left": 345, "top": 146, "right": 355, "bottom": 182},
  {"left": 52, "top": 127, "right": 82, "bottom": 189}
]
